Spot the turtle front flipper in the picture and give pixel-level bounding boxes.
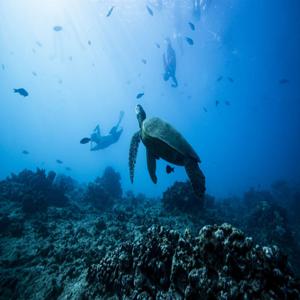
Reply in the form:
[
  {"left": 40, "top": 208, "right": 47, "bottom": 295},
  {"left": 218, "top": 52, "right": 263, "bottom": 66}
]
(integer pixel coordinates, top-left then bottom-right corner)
[
  {"left": 184, "top": 159, "right": 206, "bottom": 199},
  {"left": 146, "top": 149, "right": 157, "bottom": 184},
  {"left": 129, "top": 131, "right": 141, "bottom": 183}
]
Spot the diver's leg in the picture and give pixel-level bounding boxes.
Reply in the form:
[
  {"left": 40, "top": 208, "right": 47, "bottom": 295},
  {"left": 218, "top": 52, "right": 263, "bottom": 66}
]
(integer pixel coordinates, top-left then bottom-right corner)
[
  {"left": 114, "top": 111, "right": 125, "bottom": 131},
  {"left": 94, "top": 125, "right": 100, "bottom": 135},
  {"left": 171, "top": 76, "right": 178, "bottom": 87}
]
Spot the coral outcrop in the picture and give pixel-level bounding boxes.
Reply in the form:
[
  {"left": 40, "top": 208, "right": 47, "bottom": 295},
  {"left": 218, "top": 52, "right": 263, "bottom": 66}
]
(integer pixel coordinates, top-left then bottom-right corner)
[
  {"left": 0, "top": 168, "right": 69, "bottom": 215},
  {"left": 86, "top": 224, "right": 299, "bottom": 299},
  {"left": 162, "top": 181, "right": 205, "bottom": 213},
  {"left": 83, "top": 167, "right": 122, "bottom": 210}
]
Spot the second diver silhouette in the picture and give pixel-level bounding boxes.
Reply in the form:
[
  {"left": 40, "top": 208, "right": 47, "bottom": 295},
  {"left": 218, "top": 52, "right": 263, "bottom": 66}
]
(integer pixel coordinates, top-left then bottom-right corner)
[
  {"left": 163, "top": 38, "right": 178, "bottom": 88},
  {"left": 80, "top": 111, "right": 124, "bottom": 151}
]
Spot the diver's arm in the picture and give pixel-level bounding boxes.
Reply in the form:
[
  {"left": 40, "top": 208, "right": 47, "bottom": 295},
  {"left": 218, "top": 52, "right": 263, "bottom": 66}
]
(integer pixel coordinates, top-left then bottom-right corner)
[{"left": 90, "top": 141, "right": 100, "bottom": 151}]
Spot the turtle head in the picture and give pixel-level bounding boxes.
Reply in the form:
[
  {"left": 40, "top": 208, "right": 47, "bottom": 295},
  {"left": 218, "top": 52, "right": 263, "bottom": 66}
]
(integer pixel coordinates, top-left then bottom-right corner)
[{"left": 135, "top": 104, "right": 146, "bottom": 128}]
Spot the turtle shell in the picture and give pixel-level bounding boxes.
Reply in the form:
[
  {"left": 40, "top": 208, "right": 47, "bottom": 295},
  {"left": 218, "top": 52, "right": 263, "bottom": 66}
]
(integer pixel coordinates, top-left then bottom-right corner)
[{"left": 142, "top": 117, "right": 200, "bottom": 162}]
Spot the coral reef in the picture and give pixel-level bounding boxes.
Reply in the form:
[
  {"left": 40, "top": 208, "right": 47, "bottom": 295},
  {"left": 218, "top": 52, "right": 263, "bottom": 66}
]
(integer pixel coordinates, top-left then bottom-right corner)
[
  {"left": 162, "top": 181, "right": 204, "bottom": 213},
  {"left": 0, "top": 168, "right": 299, "bottom": 299},
  {"left": 86, "top": 224, "right": 299, "bottom": 299},
  {"left": 83, "top": 167, "right": 122, "bottom": 210},
  {"left": 0, "top": 168, "right": 69, "bottom": 215}
]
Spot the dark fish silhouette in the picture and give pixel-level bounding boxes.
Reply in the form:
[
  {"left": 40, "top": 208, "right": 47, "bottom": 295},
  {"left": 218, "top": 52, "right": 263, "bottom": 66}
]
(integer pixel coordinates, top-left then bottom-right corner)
[
  {"left": 228, "top": 77, "right": 234, "bottom": 83},
  {"left": 14, "top": 88, "right": 29, "bottom": 97},
  {"left": 56, "top": 159, "right": 63, "bottom": 164},
  {"left": 69, "top": 56, "right": 73, "bottom": 61},
  {"left": 279, "top": 78, "right": 289, "bottom": 84},
  {"left": 22, "top": 150, "right": 29, "bottom": 155},
  {"left": 136, "top": 92, "right": 144, "bottom": 99},
  {"left": 141, "top": 59, "right": 147, "bottom": 64},
  {"left": 32, "top": 71, "right": 37, "bottom": 76},
  {"left": 185, "top": 37, "right": 194, "bottom": 45},
  {"left": 146, "top": 5, "right": 154, "bottom": 16},
  {"left": 36, "top": 41, "right": 42, "bottom": 47},
  {"left": 188, "top": 22, "right": 195, "bottom": 31},
  {"left": 106, "top": 6, "right": 114, "bottom": 17},
  {"left": 216, "top": 100, "right": 220, "bottom": 106},
  {"left": 88, "top": 40, "right": 92, "bottom": 46},
  {"left": 1, "top": 64, "right": 5, "bottom": 70},
  {"left": 166, "top": 165, "right": 174, "bottom": 174},
  {"left": 203, "top": 107, "right": 208, "bottom": 112},
  {"left": 53, "top": 25, "right": 63, "bottom": 32},
  {"left": 225, "top": 100, "right": 231, "bottom": 106},
  {"left": 155, "top": 43, "right": 160, "bottom": 48},
  {"left": 80, "top": 137, "right": 91, "bottom": 144},
  {"left": 65, "top": 167, "right": 72, "bottom": 171},
  {"left": 217, "top": 76, "right": 223, "bottom": 82}
]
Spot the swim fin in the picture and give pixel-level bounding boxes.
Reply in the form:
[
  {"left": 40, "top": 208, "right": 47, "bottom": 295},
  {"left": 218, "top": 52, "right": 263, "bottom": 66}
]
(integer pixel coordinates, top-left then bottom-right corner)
[{"left": 80, "top": 137, "right": 91, "bottom": 144}]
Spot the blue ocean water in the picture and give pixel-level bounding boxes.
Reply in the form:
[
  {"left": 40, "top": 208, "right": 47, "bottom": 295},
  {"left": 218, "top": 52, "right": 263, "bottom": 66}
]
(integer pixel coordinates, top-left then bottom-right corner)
[
  {"left": 1, "top": 2, "right": 300, "bottom": 299},
  {"left": 0, "top": 0, "right": 299, "bottom": 197}
]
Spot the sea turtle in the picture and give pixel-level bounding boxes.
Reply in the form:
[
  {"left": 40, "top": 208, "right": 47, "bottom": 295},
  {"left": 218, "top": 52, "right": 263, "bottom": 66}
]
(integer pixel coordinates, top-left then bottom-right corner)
[{"left": 129, "top": 104, "right": 205, "bottom": 198}]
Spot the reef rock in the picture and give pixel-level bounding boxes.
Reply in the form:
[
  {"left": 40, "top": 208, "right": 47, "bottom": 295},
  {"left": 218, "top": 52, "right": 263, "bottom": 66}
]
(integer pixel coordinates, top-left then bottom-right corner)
[
  {"left": 162, "top": 181, "right": 210, "bottom": 213},
  {"left": 84, "top": 167, "right": 122, "bottom": 210},
  {"left": 0, "top": 169, "right": 69, "bottom": 215},
  {"left": 86, "top": 223, "right": 299, "bottom": 299}
]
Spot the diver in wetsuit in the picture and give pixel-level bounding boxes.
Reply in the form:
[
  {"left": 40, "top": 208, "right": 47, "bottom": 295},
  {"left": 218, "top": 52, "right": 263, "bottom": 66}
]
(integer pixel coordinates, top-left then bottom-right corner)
[
  {"left": 80, "top": 111, "right": 124, "bottom": 151},
  {"left": 193, "top": 0, "right": 201, "bottom": 20},
  {"left": 163, "top": 39, "right": 178, "bottom": 88}
]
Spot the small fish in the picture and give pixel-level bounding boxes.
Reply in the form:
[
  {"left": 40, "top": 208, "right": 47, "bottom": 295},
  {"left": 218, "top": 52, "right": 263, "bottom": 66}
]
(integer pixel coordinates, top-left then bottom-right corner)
[
  {"left": 185, "top": 37, "right": 194, "bottom": 45},
  {"left": 106, "top": 6, "right": 114, "bottom": 17},
  {"left": 279, "top": 78, "right": 289, "bottom": 84},
  {"left": 188, "top": 22, "right": 195, "bottom": 31},
  {"left": 203, "top": 107, "right": 208, "bottom": 112},
  {"left": 166, "top": 165, "right": 174, "bottom": 174},
  {"left": 1, "top": 64, "right": 5, "bottom": 70},
  {"left": 155, "top": 43, "right": 160, "bottom": 48},
  {"left": 32, "top": 71, "right": 37, "bottom": 76},
  {"left": 80, "top": 137, "right": 91, "bottom": 144},
  {"left": 136, "top": 92, "right": 144, "bottom": 99},
  {"left": 58, "top": 79, "right": 63, "bottom": 84},
  {"left": 228, "top": 77, "right": 234, "bottom": 83},
  {"left": 88, "top": 40, "right": 92, "bottom": 46},
  {"left": 36, "top": 41, "right": 42, "bottom": 47},
  {"left": 141, "top": 59, "right": 147, "bottom": 64},
  {"left": 146, "top": 5, "right": 154, "bottom": 16},
  {"left": 14, "top": 88, "right": 29, "bottom": 97},
  {"left": 69, "top": 56, "right": 73, "bottom": 61},
  {"left": 53, "top": 25, "right": 63, "bottom": 32},
  {"left": 56, "top": 159, "right": 63, "bottom": 164},
  {"left": 217, "top": 76, "right": 223, "bottom": 82},
  {"left": 216, "top": 100, "right": 220, "bottom": 106},
  {"left": 22, "top": 150, "right": 29, "bottom": 155},
  {"left": 225, "top": 101, "right": 231, "bottom": 106},
  {"left": 65, "top": 167, "right": 72, "bottom": 171}
]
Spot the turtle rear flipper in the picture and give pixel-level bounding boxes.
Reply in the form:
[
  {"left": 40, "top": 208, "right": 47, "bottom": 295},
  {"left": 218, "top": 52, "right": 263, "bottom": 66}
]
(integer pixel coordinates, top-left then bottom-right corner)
[
  {"left": 146, "top": 149, "right": 157, "bottom": 184},
  {"left": 129, "top": 131, "right": 141, "bottom": 183},
  {"left": 185, "top": 159, "right": 206, "bottom": 199}
]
